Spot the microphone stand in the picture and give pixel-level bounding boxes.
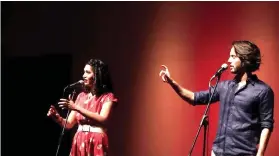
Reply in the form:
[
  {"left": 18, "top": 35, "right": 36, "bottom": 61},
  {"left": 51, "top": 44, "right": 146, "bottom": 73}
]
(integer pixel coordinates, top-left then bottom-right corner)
[
  {"left": 55, "top": 86, "right": 77, "bottom": 156},
  {"left": 188, "top": 74, "right": 221, "bottom": 156}
]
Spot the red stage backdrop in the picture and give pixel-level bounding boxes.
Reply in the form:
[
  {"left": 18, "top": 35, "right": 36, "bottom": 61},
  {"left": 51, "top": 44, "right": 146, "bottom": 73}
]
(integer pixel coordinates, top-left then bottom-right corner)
[{"left": 80, "top": 2, "right": 278, "bottom": 156}]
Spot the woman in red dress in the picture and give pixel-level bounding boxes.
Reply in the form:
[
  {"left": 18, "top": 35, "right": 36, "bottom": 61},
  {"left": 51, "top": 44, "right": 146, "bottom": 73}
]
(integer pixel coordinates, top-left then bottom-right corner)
[{"left": 47, "top": 59, "right": 118, "bottom": 156}]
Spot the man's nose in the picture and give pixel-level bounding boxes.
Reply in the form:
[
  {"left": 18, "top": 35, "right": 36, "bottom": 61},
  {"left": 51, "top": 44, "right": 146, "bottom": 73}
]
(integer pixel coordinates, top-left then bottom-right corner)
[{"left": 228, "top": 57, "right": 232, "bottom": 63}]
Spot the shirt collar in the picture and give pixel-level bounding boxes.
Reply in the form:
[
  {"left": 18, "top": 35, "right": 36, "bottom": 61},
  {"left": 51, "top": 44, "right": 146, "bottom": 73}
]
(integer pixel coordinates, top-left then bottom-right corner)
[
  {"left": 232, "top": 74, "right": 258, "bottom": 86},
  {"left": 247, "top": 74, "right": 258, "bottom": 85}
]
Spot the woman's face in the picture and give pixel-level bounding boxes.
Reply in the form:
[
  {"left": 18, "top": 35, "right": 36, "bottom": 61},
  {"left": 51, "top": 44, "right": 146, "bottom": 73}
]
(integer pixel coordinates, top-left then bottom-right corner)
[{"left": 82, "top": 64, "right": 95, "bottom": 87}]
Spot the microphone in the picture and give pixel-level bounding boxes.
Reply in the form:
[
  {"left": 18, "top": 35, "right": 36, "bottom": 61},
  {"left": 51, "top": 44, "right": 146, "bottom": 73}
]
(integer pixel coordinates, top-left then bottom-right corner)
[
  {"left": 66, "top": 80, "right": 84, "bottom": 88},
  {"left": 210, "top": 63, "right": 228, "bottom": 80}
]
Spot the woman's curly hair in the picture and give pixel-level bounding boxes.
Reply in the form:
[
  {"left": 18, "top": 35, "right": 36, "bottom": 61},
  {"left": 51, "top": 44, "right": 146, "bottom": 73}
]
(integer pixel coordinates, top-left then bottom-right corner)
[{"left": 86, "top": 59, "right": 114, "bottom": 96}]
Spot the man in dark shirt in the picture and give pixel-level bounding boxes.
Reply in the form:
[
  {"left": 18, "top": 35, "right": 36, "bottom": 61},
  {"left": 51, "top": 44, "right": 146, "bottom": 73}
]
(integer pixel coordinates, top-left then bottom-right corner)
[{"left": 159, "top": 40, "right": 274, "bottom": 156}]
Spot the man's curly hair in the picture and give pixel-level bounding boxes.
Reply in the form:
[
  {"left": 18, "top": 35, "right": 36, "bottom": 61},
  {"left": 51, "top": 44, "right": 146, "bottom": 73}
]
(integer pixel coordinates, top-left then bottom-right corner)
[{"left": 232, "top": 40, "right": 262, "bottom": 73}]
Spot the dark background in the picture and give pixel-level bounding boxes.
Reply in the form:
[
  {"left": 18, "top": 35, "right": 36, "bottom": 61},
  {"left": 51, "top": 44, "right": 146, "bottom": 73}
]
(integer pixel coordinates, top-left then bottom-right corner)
[
  {"left": 2, "top": 55, "right": 73, "bottom": 156},
  {"left": 2, "top": 2, "right": 149, "bottom": 156}
]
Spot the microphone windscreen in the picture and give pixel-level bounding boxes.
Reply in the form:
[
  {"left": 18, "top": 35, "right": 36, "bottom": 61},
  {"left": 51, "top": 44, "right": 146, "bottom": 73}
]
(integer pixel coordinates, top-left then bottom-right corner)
[
  {"left": 78, "top": 80, "right": 84, "bottom": 84},
  {"left": 221, "top": 63, "right": 228, "bottom": 69}
]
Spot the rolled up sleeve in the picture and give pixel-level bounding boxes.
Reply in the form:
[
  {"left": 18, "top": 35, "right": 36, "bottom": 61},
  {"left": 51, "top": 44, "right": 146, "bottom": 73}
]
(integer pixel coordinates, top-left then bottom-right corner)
[
  {"left": 193, "top": 86, "right": 220, "bottom": 106},
  {"left": 259, "top": 87, "right": 274, "bottom": 131}
]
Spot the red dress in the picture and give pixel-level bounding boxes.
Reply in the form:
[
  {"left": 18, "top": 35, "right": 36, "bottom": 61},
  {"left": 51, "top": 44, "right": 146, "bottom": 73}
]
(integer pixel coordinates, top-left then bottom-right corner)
[{"left": 70, "top": 92, "right": 118, "bottom": 156}]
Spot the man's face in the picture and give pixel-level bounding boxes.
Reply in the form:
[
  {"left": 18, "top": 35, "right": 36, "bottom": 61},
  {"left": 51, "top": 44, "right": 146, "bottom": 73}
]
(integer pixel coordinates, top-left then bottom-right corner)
[
  {"left": 228, "top": 46, "right": 242, "bottom": 74},
  {"left": 83, "top": 65, "right": 95, "bottom": 87}
]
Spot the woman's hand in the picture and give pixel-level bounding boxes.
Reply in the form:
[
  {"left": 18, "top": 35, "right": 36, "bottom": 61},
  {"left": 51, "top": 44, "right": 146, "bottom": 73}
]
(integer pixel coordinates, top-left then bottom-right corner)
[
  {"left": 58, "top": 94, "right": 78, "bottom": 111},
  {"left": 47, "top": 105, "right": 61, "bottom": 121},
  {"left": 159, "top": 65, "right": 171, "bottom": 83}
]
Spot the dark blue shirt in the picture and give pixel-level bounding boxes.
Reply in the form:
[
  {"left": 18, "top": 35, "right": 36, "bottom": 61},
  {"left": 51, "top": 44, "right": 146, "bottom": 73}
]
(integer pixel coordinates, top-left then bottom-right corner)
[{"left": 194, "top": 75, "right": 274, "bottom": 156}]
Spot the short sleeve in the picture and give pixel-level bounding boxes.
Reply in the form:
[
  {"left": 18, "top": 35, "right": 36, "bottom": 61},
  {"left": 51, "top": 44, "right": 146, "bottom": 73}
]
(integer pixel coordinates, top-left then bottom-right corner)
[{"left": 103, "top": 92, "right": 118, "bottom": 103}]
